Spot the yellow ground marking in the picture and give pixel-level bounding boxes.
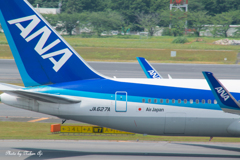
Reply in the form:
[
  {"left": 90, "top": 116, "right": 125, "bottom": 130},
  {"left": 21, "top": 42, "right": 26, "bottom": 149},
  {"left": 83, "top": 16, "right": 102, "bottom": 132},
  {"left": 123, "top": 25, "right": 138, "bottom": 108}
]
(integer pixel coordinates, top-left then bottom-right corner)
[{"left": 28, "top": 117, "right": 49, "bottom": 122}]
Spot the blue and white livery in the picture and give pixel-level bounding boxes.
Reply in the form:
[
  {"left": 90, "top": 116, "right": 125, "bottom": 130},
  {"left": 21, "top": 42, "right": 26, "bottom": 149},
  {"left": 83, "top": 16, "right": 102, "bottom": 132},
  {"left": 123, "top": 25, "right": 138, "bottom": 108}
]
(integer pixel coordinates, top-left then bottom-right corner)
[
  {"left": 203, "top": 71, "right": 240, "bottom": 115},
  {"left": 1, "top": 0, "right": 240, "bottom": 137},
  {"left": 137, "top": 57, "right": 163, "bottom": 79}
]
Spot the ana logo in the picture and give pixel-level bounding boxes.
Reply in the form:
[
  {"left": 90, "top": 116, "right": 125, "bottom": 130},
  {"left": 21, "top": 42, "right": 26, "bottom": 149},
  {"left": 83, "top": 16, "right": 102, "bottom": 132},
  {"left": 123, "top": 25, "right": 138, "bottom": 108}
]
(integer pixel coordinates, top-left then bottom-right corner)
[
  {"left": 148, "top": 70, "right": 160, "bottom": 79},
  {"left": 8, "top": 15, "right": 72, "bottom": 72},
  {"left": 215, "top": 87, "right": 230, "bottom": 101}
]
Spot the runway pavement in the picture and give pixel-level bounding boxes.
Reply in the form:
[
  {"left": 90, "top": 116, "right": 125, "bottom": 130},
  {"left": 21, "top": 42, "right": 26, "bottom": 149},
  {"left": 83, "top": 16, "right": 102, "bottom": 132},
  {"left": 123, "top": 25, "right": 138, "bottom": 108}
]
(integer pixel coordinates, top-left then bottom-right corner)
[
  {"left": 0, "top": 140, "right": 240, "bottom": 160},
  {"left": 1, "top": 59, "right": 240, "bottom": 84}
]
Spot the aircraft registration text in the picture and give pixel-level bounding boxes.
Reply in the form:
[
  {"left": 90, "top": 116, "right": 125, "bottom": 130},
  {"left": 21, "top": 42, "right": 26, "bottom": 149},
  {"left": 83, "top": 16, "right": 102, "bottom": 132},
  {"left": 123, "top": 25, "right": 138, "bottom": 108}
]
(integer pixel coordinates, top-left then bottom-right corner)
[{"left": 89, "top": 107, "right": 110, "bottom": 112}]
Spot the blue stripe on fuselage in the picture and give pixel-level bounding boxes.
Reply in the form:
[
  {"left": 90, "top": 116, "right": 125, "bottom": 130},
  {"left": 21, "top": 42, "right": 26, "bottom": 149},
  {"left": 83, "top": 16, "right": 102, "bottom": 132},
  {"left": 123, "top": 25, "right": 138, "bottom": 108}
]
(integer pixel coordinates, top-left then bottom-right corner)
[{"left": 24, "top": 79, "right": 240, "bottom": 111}]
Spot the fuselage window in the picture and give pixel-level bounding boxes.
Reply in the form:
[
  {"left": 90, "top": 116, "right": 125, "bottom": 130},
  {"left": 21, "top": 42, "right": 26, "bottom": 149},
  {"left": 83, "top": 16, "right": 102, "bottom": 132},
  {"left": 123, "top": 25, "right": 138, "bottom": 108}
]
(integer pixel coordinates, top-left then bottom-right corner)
[
  {"left": 166, "top": 99, "right": 169, "bottom": 103},
  {"left": 148, "top": 99, "right": 151, "bottom": 103},
  {"left": 154, "top": 99, "right": 157, "bottom": 103},
  {"left": 172, "top": 99, "right": 175, "bottom": 103},
  {"left": 214, "top": 100, "right": 217, "bottom": 104},
  {"left": 190, "top": 99, "right": 193, "bottom": 104},
  {"left": 196, "top": 99, "right": 199, "bottom": 104},
  {"left": 160, "top": 99, "right": 163, "bottom": 103},
  {"left": 184, "top": 99, "right": 187, "bottom": 104},
  {"left": 208, "top": 99, "right": 211, "bottom": 104},
  {"left": 178, "top": 99, "right": 181, "bottom": 103},
  {"left": 142, "top": 99, "right": 145, "bottom": 103},
  {"left": 202, "top": 99, "right": 205, "bottom": 104}
]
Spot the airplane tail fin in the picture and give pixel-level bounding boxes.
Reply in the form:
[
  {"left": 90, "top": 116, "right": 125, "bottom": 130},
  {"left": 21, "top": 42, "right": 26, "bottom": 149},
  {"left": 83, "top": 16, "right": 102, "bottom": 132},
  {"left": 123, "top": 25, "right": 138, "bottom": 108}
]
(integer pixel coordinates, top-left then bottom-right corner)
[
  {"left": 136, "top": 57, "right": 163, "bottom": 79},
  {"left": 0, "top": 0, "right": 104, "bottom": 87},
  {"left": 202, "top": 71, "right": 240, "bottom": 115}
]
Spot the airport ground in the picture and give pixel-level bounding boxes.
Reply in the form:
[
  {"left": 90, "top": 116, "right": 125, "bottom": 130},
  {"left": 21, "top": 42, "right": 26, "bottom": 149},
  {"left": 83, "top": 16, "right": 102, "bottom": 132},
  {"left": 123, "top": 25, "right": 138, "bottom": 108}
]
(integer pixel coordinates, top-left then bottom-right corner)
[
  {"left": 1, "top": 59, "right": 240, "bottom": 84},
  {"left": 1, "top": 140, "right": 240, "bottom": 160}
]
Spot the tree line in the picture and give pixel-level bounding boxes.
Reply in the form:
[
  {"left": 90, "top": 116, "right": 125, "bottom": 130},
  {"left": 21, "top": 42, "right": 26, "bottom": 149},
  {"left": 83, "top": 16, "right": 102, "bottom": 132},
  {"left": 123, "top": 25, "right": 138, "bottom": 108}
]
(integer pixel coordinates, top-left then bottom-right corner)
[
  {"left": 28, "top": 0, "right": 240, "bottom": 37},
  {"left": 28, "top": 0, "right": 240, "bottom": 15}
]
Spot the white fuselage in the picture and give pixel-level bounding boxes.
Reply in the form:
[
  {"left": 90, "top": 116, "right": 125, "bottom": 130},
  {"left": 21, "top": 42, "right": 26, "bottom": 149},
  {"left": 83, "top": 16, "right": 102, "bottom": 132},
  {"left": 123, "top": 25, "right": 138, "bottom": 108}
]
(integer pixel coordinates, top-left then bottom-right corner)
[{"left": 1, "top": 78, "right": 240, "bottom": 137}]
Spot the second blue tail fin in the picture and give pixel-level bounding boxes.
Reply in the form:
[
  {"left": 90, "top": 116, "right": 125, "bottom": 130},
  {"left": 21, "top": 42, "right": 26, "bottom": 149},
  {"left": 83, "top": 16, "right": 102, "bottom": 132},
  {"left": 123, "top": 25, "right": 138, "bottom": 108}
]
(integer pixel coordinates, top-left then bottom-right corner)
[
  {"left": 203, "top": 71, "right": 240, "bottom": 115},
  {"left": 0, "top": 0, "right": 104, "bottom": 87},
  {"left": 136, "top": 57, "right": 163, "bottom": 79}
]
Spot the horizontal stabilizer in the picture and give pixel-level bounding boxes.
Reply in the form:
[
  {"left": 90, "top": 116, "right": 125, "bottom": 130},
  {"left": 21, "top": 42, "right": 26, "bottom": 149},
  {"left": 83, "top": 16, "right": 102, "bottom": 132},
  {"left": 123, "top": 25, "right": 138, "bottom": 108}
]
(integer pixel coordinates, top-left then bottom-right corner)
[
  {"left": 0, "top": 83, "right": 22, "bottom": 90},
  {"left": 0, "top": 83, "right": 81, "bottom": 104},
  {"left": 203, "top": 71, "right": 240, "bottom": 115},
  {"left": 168, "top": 74, "right": 172, "bottom": 79}
]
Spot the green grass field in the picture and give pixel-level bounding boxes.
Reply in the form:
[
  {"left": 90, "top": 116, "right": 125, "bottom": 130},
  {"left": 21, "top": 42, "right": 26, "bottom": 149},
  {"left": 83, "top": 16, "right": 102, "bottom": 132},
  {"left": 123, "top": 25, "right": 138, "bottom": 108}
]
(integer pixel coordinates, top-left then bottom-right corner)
[
  {"left": 0, "top": 33, "right": 239, "bottom": 64},
  {"left": 0, "top": 121, "right": 240, "bottom": 142}
]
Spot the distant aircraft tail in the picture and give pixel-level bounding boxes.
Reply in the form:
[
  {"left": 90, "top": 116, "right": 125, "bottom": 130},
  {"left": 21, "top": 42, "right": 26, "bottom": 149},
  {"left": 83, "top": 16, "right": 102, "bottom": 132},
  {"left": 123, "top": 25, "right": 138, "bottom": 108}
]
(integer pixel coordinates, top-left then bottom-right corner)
[
  {"left": 203, "top": 71, "right": 240, "bottom": 115},
  {"left": 0, "top": 0, "right": 104, "bottom": 87},
  {"left": 136, "top": 57, "right": 163, "bottom": 79}
]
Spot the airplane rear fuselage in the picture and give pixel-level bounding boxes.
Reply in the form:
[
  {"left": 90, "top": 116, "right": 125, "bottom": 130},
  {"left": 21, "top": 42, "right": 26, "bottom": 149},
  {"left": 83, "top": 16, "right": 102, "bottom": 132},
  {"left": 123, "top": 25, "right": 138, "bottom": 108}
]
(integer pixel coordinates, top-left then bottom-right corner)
[{"left": 2, "top": 78, "right": 240, "bottom": 137}]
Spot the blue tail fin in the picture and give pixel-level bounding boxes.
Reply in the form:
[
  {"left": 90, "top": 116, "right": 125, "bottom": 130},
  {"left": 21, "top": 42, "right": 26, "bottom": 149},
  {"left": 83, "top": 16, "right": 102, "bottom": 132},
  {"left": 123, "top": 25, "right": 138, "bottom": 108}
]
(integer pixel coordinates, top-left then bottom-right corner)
[
  {"left": 136, "top": 57, "right": 163, "bottom": 79},
  {"left": 203, "top": 71, "right": 240, "bottom": 114},
  {"left": 0, "top": 0, "right": 104, "bottom": 87}
]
